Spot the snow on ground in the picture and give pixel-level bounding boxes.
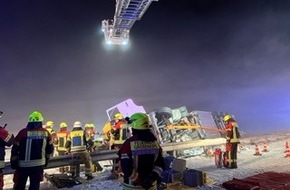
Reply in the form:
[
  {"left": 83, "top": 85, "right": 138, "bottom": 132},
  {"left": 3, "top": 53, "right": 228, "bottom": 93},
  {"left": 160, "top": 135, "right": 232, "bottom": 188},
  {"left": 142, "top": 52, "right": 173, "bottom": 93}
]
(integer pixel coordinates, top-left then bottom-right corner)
[{"left": 3, "top": 132, "right": 290, "bottom": 190}]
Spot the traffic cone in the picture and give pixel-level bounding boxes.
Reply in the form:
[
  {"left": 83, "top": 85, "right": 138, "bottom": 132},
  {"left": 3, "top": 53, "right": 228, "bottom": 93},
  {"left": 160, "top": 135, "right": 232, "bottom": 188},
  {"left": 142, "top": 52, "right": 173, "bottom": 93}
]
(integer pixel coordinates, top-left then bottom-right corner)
[
  {"left": 285, "top": 141, "right": 290, "bottom": 158},
  {"left": 284, "top": 141, "right": 289, "bottom": 153},
  {"left": 254, "top": 144, "right": 262, "bottom": 156},
  {"left": 262, "top": 139, "right": 268, "bottom": 152}
]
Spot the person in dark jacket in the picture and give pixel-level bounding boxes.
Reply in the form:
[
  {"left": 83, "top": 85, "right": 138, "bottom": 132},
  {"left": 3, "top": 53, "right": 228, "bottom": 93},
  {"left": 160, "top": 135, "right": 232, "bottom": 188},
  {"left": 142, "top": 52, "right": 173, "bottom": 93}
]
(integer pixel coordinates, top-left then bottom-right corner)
[
  {"left": 118, "top": 113, "right": 165, "bottom": 190},
  {"left": 224, "top": 114, "right": 240, "bottom": 169},
  {"left": 0, "top": 111, "right": 15, "bottom": 190},
  {"left": 10, "top": 111, "right": 54, "bottom": 190}
]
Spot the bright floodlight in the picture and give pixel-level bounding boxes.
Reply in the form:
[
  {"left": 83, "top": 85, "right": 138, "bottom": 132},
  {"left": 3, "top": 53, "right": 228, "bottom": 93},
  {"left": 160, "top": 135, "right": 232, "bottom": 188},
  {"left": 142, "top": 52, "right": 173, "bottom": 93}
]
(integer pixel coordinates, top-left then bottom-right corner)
[
  {"left": 101, "top": 0, "right": 158, "bottom": 45},
  {"left": 122, "top": 40, "right": 128, "bottom": 45}
]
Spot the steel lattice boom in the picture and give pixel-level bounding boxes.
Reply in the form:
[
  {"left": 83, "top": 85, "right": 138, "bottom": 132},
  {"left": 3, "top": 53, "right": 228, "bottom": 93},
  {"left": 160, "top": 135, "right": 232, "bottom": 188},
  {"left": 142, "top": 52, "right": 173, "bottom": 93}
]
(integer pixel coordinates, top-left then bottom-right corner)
[{"left": 102, "top": 0, "right": 158, "bottom": 45}]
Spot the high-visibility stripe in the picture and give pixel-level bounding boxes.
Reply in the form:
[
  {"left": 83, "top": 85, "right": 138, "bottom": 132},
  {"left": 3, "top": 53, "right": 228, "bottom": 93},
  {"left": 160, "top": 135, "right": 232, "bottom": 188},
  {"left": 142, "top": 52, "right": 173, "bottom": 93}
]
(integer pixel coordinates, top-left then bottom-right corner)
[
  {"left": 4, "top": 133, "right": 12, "bottom": 142},
  {"left": 121, "top": 154, "right": 129, "bottom": 159},
  {"left": 25, "top": 139, "right": 32, "bottom": 161},
  {"left": 152, "top": 166, "right": 163, "bottom": 177},
  {"left": 0, "top": 161, "right": 5, "bottom": 168},
  {"left": 19, "top": 159, "right": 46, "bottom": 167},
  {"left": 231, "top": 123, "right": 240, "bottom": 143},
  {"left": 57, "top": 133, "right": 68, "bottom": 151},
  {"left": 24, "top": 130, "right": 48, "bottom": 163}
]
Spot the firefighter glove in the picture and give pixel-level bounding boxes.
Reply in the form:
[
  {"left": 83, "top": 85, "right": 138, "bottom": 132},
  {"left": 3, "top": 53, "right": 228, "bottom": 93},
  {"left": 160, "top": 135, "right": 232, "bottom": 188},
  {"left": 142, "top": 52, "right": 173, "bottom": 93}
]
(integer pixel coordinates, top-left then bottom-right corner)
[{"left": 141, "top": 171, "right": 159, "bottom": 190}]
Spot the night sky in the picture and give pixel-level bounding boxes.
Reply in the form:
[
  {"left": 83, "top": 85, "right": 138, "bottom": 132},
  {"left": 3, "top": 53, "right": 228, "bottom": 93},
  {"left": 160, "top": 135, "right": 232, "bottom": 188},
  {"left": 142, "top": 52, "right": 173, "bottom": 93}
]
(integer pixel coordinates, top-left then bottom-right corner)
[{"left": 1, "top": 0, "right": 290, "bottom": 134}]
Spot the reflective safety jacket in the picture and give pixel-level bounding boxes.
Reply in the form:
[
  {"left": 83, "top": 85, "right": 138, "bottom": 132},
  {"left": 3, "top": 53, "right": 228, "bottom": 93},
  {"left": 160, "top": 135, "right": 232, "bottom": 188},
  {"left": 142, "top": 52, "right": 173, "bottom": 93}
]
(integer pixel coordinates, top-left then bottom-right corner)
[
  {"left": 226, "top": 120, "right": 240, "bottom": 143},
  {"left": 118, "top": 130, "right": 165, "bottom": 188},
  {"left": 102, "top": 121, "right": 113, "bottom": 141},
  {"left": 46, "top": 127, "right": 57, "bottom": 145},
  {"left": 85, "top": 128, "right": 95, "bottom": 141},
  {"left": 66, "top": 127, "right": 88, "bottom": 153},
  {"left": 114, "top": 120, "right": 125, "bottom": 131},
  {"left": 0, "top": 127, "right": 15, "bottom": 168},
  {"left": 11, "top": 122, "right": 54, "bottom": 167},
  {"left": 56, "top": 129, "right": 70, "bottom": 152},
  {"left": 46, "top": 127, "right": 56, "bottom": 135}
]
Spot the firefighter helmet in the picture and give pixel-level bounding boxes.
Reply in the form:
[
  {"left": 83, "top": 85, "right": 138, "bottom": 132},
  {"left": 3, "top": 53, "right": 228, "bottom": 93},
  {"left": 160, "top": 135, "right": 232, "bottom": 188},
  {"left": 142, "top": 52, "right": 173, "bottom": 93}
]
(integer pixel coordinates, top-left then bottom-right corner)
[
  {"left": 114, "top": 113, "right": 123, "bottom": 120},
  {"left": 28, "top": 111, "right": 44, "bottom": 122},
  {"left": 46, "top": 121, "right": 54, "bottom": 127},
  {"left": 73, "top": 121, "right": 82, "bottom": 128},
  {"left": 223, "top": 115, "right": 232, "bottom": 122},
  {"left": 128, "top": 113, "right": 150, "bottom": 130},
  {"left": 60, "top": 122, "right": 68, "bottom": 128}
]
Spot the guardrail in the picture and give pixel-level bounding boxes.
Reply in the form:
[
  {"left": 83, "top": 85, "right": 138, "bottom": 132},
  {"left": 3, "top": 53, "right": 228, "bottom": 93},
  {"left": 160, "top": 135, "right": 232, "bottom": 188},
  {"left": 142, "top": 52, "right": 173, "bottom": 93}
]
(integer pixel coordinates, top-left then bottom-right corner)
[{"left": 3, "top": 138, "right": 225, "bottom": 175}]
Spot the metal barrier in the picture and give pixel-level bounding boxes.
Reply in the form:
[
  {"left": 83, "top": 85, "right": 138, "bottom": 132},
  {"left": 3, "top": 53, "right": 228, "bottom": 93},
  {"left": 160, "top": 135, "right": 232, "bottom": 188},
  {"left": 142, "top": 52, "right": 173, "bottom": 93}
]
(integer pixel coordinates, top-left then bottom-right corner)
[{"left": 3, "top": 138, "right": 225, "bottom": 175}]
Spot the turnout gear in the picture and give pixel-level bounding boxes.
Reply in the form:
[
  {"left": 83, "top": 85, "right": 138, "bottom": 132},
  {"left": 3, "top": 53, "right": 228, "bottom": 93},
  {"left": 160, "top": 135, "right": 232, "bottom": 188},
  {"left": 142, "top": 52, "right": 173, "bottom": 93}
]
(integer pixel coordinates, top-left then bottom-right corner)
[
  {"left": 45, "top": 121, "right": 57, "bottom": 154},
  {"left": 11, "top": 111, "right": 54, "bottom": 190},
  {"left": 56, "top": 123, "right": 70, "bottom": 152},
  {"left": 110, "top": 115, "right": 126, "bottom": 150},
  {"left": 66, "top": 121, "right": 93, "bottom": 179},
  {"left": 118, "top": 113, "right": 165, "bottom": 190},
  {"left": 224, "top": 116, "right": 240, "bottom": 169},
  {"left": 56, "top": 122, "right": 70, "bottom": 173},
  {"left": 45, "top": 120, "right": 56, "bottom": 136},
  {"left": 84, "top": 124, "right": 95, "bottom": 152}
]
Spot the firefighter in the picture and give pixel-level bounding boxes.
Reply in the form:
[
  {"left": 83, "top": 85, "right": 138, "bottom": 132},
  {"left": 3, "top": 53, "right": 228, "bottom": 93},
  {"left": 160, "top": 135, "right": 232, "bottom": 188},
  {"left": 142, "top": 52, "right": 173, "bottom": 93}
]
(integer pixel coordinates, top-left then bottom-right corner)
[
  {"left": 0, "top": 111, "right": 15, "bottom": 190},
  {"left": 45, "top": 120, "right": 57, "bottom": 155},
  {"left": 84, "top": 123, "right": 96, "bottom": 152},
  {"left": 111, "top": 113, "right": 126, "bottom": 149},
  {"left": 55, "top": 122, "right": 70, "bottom": 173},
  {"left": 10, "top": 111, "right": 54, "bottom": 190},
  {"left": 65, "top": 121, "right": 94, "bottom": 180},
  {"left": 118, "top": 113, "right": 165, "bottom": 190},
  {"left": 45, "top": 120, "right": 56, "bottom": 135},
  {"left": 224, "top": 114, "right": 240, "bottom": 169},
  {"left": 102, "top": 120, "right": 114, "bottom": 149},
  {"left": 84, "top": 123, "right": 103, "bottom": 172}
]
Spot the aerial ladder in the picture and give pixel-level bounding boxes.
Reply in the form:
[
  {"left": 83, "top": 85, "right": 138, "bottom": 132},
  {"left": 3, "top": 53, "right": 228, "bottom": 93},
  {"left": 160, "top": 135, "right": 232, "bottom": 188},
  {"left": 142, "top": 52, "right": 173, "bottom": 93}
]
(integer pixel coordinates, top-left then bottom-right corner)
[{"left": 102, "top": 0, "right": 158, "bottom": 45}]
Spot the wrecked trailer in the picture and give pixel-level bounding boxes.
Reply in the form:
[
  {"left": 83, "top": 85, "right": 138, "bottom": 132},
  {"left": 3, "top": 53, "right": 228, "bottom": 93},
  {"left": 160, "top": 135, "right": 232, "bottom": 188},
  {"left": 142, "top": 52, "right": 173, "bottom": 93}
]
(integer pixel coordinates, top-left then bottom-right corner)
[{"left": 148, "top": 106, "right": 230, "bottom": 157}]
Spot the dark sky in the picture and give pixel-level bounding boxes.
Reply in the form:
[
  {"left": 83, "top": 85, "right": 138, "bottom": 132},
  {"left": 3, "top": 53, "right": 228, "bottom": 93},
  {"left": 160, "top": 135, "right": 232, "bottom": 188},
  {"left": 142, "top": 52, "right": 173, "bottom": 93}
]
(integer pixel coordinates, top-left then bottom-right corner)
[{"left": 1, "top": 0, "right": 290, "bottom": 134}]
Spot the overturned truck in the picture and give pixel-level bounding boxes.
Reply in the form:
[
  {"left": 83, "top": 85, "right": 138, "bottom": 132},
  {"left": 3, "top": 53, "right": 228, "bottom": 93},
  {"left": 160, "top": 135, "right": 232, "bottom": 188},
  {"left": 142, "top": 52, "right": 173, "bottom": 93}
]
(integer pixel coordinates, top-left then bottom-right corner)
[{"left": 103, "top": 99, "right": 235, "bottom": 157}]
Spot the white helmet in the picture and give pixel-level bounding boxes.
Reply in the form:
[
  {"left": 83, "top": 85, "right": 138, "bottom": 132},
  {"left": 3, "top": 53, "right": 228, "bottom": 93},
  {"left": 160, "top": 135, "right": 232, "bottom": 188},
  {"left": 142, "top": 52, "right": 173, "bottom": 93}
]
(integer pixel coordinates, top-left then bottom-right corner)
[{"left": 73, "top": 121, "right": 82, "bottom": 128}]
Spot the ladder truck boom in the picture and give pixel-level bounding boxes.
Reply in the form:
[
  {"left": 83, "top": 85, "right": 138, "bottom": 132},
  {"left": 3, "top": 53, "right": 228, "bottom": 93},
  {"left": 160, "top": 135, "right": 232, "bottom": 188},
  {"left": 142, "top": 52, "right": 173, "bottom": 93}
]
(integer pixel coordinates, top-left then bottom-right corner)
[{"left": 102, "top": 0, "right": 158, "bottom": 45}]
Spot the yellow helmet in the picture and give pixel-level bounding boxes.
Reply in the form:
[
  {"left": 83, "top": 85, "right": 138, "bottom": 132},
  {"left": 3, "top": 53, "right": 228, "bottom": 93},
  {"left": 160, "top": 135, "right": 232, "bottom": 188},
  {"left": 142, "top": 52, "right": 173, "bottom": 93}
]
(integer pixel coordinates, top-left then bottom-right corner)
[
  {"left": 46, "top": 121, "right": 54, "bottom": 127},
  {"left": 28, "top": 111, "right": 44, "bottom": 122},
  {"left": 60, "top": 122, "right": 68, "bottom": 128},
  {"left": 223, "top": 115, "right": 232, "bottom": 122},
  {"left": 90, "top": 124, "right": 95, "bottom": 128},
  {"left": 114, "top": 113, "right": 123, "bottom": 120},
  {"left": 85, "top": 123, "right": 90, "bottom": 128}
]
